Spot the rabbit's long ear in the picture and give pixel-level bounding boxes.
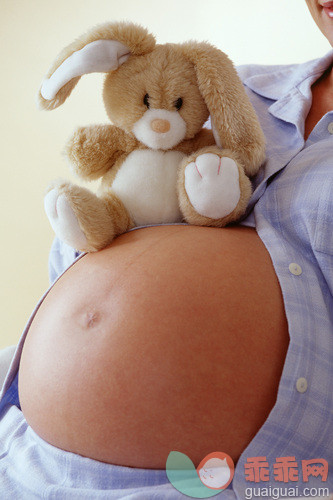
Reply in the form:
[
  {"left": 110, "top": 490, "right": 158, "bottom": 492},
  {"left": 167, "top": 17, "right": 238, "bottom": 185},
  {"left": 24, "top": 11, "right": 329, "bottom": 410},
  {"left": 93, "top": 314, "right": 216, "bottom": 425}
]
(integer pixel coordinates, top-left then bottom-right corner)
[
  {"left": 38, "top": 22, "right": 155, "bottom": 111},
  {"left": 180, "top": 42, "right": 265, "bottom": 175}
]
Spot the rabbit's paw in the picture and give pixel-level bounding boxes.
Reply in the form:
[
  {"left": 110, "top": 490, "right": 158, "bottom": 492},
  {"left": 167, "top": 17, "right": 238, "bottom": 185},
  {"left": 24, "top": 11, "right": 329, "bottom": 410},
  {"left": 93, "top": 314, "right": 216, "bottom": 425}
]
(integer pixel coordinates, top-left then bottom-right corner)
[
  {"left": 65, "top": 127, "right": 93, "bottom": 170},
  {"left": 44, "top": 186, "right": 88, "bottom": 250},
  {"left": 184, "top": 153, "right": 241, "bottom": 219}
]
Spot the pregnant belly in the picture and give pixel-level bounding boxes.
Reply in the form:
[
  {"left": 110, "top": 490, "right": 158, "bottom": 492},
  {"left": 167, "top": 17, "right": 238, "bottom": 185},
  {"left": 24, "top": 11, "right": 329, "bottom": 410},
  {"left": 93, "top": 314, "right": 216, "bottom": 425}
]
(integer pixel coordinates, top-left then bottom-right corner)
[{"left": 18, "top": 225, "right": 289, "bottom": 469}]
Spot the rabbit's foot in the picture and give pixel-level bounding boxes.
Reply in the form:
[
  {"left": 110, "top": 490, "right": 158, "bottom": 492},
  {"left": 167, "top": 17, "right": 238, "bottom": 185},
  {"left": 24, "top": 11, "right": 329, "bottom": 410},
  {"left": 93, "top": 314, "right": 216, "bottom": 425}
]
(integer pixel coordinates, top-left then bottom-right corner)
[
  {"left": 44, "top": 184, "right": 88, "bottom": 251},
  {"left": 185, "top": 153, "right": 241, "bottom": 219},
  {"left": 44, "top": 181, "right": 132, "bottom": 252},
  {"left": 179, "top": 149, "right": 252, "bottom": 227}
]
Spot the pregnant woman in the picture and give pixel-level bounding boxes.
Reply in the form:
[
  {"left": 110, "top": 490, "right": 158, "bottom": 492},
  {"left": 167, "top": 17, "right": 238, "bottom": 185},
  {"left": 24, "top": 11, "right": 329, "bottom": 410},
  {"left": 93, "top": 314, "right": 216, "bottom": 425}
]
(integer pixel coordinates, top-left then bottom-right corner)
[{"left": 0, "top": 1, "right": 332, "bottom": 498}]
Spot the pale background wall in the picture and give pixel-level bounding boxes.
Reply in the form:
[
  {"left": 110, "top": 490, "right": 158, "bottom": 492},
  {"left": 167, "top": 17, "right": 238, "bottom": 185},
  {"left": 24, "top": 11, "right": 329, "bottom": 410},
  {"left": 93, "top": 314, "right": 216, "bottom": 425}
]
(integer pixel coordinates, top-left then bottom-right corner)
[{"left": 0, "top": 0, "right": 330, "bottom": 348}]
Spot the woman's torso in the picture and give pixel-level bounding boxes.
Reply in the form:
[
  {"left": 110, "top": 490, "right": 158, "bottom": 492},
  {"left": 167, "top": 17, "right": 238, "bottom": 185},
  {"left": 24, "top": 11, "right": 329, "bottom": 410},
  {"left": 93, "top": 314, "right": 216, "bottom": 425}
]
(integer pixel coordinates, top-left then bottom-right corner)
[{"left": 17, "top": 55, "right": 333, "bottom": 471}]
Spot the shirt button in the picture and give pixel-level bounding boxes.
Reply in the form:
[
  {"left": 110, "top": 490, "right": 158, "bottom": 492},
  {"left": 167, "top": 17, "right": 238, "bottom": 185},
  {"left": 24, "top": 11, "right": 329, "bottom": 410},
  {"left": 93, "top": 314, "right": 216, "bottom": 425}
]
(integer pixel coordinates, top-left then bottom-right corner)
[
  {"left": 328, "top": 122, "right": 333, "bottom": 134},
  {"left": 296, "top": 377, "right": 308, "bottom": 393},
  {"left": 289, "top": 263, "right": 302, "bottom": 276}
]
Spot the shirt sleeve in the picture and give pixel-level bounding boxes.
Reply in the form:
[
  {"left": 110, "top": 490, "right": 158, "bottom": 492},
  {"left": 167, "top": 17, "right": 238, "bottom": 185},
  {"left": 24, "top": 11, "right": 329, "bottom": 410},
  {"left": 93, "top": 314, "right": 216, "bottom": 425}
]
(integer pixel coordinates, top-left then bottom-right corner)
[{"left": 48, "top": 237, "right": 81, "bottom": 285}]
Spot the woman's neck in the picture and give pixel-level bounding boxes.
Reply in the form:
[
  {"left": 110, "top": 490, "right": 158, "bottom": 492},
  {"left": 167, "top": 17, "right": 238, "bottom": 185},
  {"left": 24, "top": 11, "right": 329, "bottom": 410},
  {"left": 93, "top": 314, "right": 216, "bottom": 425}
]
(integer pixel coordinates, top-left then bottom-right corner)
[
  {"left": 321, "top": 64, "right": 333, "bottom": 92},
  {"left": 328, "top": 66, "right": 333, "bottom": 93},
  {"left": 304, "top": 64, "right": 333, "bottom": 140}
]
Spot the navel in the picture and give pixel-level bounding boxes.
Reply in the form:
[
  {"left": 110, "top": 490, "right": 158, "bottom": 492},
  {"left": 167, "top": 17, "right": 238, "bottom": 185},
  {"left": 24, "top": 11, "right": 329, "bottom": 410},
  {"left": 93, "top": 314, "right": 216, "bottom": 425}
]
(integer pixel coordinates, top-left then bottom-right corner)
[{"left": 84, "top": 310, "right": 101, "bottom": 329}]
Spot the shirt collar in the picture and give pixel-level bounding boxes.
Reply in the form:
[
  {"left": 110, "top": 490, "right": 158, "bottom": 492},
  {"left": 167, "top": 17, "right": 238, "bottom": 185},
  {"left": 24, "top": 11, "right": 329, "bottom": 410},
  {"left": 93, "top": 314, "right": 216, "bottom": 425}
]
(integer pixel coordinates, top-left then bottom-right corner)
[
  {"left": 243, "top": 48, "right": 333, "bottom": 101},
  {"left": 244, "top": 49, "right": 333, "bottom": 137}
]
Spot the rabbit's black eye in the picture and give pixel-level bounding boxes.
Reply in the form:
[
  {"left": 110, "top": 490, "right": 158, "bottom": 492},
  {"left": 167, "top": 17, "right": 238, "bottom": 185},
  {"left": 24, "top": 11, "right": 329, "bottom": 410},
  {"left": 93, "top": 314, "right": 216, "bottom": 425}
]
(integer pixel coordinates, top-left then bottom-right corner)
[
  {"left": 143, "top": 93, "right": 150, "bottom": 109},
  {"left": 174, "top": 98, "right": 183, "bottom": 110}
]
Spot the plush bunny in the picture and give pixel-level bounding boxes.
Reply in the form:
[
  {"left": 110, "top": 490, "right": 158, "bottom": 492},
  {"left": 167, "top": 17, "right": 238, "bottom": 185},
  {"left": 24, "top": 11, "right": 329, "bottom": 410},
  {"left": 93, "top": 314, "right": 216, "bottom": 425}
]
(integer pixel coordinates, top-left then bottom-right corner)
[{"left": 39, "top": 22, "right": 265, "bottom": 252}]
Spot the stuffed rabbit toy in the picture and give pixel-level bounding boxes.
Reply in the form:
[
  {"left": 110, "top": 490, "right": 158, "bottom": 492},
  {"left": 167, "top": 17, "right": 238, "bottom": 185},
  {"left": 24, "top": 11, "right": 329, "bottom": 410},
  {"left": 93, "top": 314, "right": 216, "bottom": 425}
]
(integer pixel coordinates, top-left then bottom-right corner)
[{"left": 39, "top": 22, "right": 265, "bottom": 252}]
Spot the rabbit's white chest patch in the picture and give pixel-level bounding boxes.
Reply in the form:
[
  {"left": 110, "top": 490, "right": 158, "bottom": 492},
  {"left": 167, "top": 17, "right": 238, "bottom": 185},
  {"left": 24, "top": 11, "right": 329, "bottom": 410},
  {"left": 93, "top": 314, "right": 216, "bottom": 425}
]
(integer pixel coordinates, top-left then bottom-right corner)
[{"left": 111, "top": 149, "right": 185, "bottom": 226}]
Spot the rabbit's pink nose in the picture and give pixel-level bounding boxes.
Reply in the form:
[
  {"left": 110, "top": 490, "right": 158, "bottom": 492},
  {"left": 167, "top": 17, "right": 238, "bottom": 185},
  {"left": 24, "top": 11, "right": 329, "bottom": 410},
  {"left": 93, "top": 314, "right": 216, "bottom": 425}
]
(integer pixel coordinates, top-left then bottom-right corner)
[{"left": 150, "top": 119, "right": 170, "bottom": 133}]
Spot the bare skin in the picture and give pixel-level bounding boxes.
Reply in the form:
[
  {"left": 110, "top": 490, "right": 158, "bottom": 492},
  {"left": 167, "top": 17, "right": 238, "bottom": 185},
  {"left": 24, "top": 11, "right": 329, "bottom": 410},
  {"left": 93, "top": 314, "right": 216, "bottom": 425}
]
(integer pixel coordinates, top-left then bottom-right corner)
[
  {"left": 19, "top": 225, "right": 289, "bottom": 468},
  {"left": 304, "top": 65, "right": 333, "bottom": 140},
  {"left": 305, "top": 0, "right": 333, "bottom": 46},
  {"left": 304, "top": 0, "right": 333, "bottom": 140}
]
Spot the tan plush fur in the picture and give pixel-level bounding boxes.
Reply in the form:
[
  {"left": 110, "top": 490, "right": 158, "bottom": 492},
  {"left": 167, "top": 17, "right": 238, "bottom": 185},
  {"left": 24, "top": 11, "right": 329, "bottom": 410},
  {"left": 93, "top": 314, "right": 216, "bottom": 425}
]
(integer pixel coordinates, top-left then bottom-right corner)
[
  {"left": 46, "top": 180, "right": 134, "bottom": 251},
  {"left": 37, "top": 23, "right": 156, "bottom": 111},
  {"left": 40, "top": 22, "right": 266, "bottom": 252},
  {"left": 178, "top": 42, "right": 266, "bottom": 175},
  {"left": 65, "top": 125, "right": 139, "bottom": 181},
  {"left": 103, "top": 44, "right": 209, "bottom": 138}
]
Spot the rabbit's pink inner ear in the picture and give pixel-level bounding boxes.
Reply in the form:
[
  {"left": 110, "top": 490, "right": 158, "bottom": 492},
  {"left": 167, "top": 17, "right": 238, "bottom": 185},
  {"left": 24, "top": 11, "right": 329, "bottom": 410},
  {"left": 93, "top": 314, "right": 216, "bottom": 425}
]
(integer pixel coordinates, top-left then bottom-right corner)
[{"left": 41, "top": 40, "right": 130, "bottom": 101}]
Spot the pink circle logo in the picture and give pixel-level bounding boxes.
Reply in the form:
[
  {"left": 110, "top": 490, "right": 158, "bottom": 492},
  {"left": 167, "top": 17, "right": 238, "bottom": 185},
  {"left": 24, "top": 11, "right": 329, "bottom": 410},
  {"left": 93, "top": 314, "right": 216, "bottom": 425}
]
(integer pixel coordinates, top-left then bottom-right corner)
[{"left": 197, "top": 452, "right": 235, "bottom": 490}]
